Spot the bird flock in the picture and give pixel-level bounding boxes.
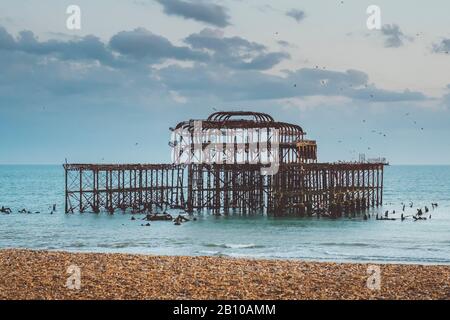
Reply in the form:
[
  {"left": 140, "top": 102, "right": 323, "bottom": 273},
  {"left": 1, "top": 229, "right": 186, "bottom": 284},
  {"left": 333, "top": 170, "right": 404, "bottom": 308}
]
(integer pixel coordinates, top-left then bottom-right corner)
[
  {"left": 1, "top": 204, "right": 57, "bottom": 215},
  {"left": 369, "top": 201, "right": 439, "bottom": 222},
  {"left": 0, "top": 203, "right": 197, "bottom": 227}
]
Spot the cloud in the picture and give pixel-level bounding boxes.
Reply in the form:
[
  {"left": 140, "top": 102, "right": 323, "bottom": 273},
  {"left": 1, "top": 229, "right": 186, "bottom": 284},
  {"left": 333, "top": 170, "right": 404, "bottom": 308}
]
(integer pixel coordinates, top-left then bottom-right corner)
[
  {"left": 158, "top": 64, "right": 427, "bottom": 103},
  {"left": 156, "top": 0, "right": 230, "bottom": 27},
  {"left": 0, "top": 25, "right": 16, "bottom": 49},
  {"left": 277, "top": 40, "right": 297, "bottom": 49},
  {"left": 0, "top": 26, "right": 171, "bottom": 108},
  {"left": 109, "top": 28, "right": 208, "bottom": 62},
  {"left": 0, "top": 26, "right": 119, "bottom": 67},
  {"left": 286, "top": 9, "right": 306, "bottom": 23},
  {"left": 0, "top": 25, "right": 428, "bottom": 111},
  {"left": 432, "top": 38, "right": 450, "bottom": 54},
  {"left": 184, "top": 28, "right": 289, "bottom": 70},
  {"left": 0, "top": 25, "right": 289, "bottom": 74},
  {"left": 381, "top": 24, "right": 411, "bottom": 48},
  {"left": 0, "top": 26, "right": 210, "bottom": 68}
]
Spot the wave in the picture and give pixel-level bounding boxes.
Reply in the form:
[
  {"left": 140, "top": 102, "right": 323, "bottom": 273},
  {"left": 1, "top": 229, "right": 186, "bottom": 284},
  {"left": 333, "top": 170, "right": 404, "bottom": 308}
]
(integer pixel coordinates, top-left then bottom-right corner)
[
  {"left": 196, "top": 250, "right": 223, "bottom": 256},
  {"left": 65, "top": 242, "right": 87, "bottom": 248},
  {"left": 97, "top": 242, "right": 136, "bottom": 249},
  {"left": 203, "top": 243, "right": 264, "bottom": 249},
  {"left": 319, "top": 242, "right": 380, "bottom": 248}
]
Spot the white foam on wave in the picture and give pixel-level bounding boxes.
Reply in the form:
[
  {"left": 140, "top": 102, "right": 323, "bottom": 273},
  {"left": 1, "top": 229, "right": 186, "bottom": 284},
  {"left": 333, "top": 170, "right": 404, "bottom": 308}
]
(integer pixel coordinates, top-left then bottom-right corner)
[{"left": 204, "top": 243, "right": 263, "bottom": 249}]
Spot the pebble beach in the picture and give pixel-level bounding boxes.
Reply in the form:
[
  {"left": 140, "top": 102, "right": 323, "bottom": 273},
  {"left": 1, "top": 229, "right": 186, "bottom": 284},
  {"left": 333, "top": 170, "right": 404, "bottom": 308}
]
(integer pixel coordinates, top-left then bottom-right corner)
[{"left": 0, "top": 249, "right": 449, "bottom": 300}]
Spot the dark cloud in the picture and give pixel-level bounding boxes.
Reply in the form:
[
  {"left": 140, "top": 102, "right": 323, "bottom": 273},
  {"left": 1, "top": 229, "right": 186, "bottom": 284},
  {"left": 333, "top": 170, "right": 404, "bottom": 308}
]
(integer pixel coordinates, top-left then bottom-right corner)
[
  {"left": 0, "top": 25, "right": 288, "bottom": 73},
  {"left": 0, "top": 46, "right": 160, "bottom": 102},
  {"left": 0, "top": 26, "right": 178, "bottom": 107},
  {"left": 286, "top": 9, "right": 306, "bottom": 23},
  {"left": 0, "top": 25, "right": 428, "bottom": 111},
  {"left": 158, "top": 64, "right": 426, "bottom": 102},
  {"left": 0, "top": 26, "right": 209, "bottom": 68},
  {"left": 0, "top": 26, "right": 16, "bottom": 49},
  {"left": 432, "top": 38, "right": 450, "bottom": 54},
  {"left": 0, "top": 26, "right": 118, "bottom": 66},
  {"left": 109, "top": 28, "right": 208, "bottom": 62},
  {"left": 156, "top": 0, "right": 230, "bottom": 27},
  {"left": 381, "top": 24, "right": 411, "bottom": 48},
  {"left": 184, "top": 28, "right": 289, "bottom": 70}
]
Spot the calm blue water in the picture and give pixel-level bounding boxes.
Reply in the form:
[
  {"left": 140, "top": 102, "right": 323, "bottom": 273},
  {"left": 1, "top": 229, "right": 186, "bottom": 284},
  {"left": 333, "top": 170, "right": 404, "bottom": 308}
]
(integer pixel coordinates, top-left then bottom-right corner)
[{"left": 0, "top": 165, "right": 449, "bottom": 264}]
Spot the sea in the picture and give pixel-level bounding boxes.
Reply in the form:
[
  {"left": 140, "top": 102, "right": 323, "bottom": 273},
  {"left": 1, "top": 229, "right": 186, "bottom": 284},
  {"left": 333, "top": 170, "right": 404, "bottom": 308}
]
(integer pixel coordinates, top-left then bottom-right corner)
[{"left": 0, "top": 165, "right": 449, "bottom": 264}]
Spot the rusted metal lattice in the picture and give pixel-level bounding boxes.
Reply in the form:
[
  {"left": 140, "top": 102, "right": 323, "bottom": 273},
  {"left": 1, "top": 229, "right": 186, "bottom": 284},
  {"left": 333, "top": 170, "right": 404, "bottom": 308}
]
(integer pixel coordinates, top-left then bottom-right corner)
[{"left": 64, "top": 111, "right": 384, "bottom": 217}]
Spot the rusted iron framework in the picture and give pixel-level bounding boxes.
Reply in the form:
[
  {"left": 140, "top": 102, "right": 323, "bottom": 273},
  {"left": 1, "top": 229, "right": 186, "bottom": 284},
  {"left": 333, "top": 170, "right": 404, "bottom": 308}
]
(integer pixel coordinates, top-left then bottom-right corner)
[
  {"left": 270, "top": 163, "right": 384, "bottom": 217},
  {"left": 172, "top": 111, "right": 317, "bottom": 165},
  {"left": 64, "top": 164, "right": 186, "bottom": 214},
  {"left": 64, "top": 111, "right": 384, "bottom": 217}
]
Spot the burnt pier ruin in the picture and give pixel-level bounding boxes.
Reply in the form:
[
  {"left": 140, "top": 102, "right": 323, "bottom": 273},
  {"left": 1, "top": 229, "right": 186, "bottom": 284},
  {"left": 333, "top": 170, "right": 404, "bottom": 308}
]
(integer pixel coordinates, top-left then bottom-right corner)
[{"left": 64, "top": 111, "right": 385, "bottom": 217}]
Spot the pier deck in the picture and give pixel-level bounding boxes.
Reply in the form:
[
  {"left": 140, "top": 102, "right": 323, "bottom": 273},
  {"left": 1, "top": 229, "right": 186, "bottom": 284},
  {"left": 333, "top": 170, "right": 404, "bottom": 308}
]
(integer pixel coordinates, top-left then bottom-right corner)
[{"left": 64, "top": 162, "right": 384, "bottom": 216}]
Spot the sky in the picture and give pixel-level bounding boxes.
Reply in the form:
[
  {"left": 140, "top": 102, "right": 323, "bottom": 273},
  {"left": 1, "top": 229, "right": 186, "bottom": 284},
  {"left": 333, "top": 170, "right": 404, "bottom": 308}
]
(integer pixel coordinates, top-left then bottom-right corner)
[{"left": 0, "top": 0, "right": 450, "bottom": 165}]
